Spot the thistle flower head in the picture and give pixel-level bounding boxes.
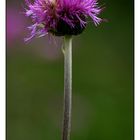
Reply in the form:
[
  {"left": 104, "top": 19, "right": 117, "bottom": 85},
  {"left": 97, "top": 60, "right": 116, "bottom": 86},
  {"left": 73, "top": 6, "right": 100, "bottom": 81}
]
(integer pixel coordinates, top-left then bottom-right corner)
[{"left": 25, "top": 0, "right": 103, "bottom": 41}]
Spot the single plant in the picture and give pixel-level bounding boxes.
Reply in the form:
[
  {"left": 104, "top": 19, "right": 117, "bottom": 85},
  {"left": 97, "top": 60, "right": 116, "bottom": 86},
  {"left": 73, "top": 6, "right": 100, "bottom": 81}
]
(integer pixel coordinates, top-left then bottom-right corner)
[{"left": 24, "top": 0, "right": 103, "bottom": 139}]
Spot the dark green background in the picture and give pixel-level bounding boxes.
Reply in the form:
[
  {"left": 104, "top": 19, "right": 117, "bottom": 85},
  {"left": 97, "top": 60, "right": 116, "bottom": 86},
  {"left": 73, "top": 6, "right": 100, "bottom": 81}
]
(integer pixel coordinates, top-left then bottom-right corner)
[{"left": 7, "top": 0, "right": 134, "bottom": 140}]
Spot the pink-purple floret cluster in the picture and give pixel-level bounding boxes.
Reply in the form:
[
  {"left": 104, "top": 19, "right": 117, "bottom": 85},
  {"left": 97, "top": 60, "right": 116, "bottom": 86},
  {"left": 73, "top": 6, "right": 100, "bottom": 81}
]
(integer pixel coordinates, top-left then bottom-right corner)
[{"left": 25, "top": 0, "right": 102, "bottom": 41}]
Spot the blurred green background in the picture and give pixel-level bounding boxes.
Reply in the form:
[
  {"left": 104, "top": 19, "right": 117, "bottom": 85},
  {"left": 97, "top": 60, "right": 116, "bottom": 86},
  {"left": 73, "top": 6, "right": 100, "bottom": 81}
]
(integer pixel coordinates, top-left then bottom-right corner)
[{"left": 7, "top": 0, "right": 134, "bottom": 140}]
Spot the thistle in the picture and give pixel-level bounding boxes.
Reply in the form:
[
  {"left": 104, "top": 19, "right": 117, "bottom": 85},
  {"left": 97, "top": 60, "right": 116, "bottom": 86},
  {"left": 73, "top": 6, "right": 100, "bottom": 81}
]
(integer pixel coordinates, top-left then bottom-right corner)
[
  {"left": 25, "top": 0, "right": 102, "bottom": 40},
  {"left": 24, "top": 0, "right": 103, "bottom": 139}
]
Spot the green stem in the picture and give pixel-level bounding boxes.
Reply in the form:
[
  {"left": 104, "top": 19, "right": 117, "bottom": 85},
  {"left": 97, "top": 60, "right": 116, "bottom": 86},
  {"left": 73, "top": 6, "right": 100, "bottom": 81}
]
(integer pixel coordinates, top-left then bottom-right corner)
[{"left": 62, "top": 35, "right": 72, "bottom": 140}]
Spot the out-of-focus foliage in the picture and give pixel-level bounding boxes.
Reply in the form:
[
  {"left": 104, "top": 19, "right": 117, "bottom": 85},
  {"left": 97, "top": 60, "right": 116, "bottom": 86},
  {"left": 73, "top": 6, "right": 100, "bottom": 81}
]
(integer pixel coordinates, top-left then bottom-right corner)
[{"left": 7, "top": 0, "right": 133, "bottom": 140}]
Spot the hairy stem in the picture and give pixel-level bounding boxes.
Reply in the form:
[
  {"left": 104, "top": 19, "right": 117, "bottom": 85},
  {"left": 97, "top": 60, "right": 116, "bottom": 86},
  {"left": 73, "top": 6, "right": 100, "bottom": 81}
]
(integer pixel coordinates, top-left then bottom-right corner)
[{"left": 62, "top": 35, "right": 72, "bottom": 140}]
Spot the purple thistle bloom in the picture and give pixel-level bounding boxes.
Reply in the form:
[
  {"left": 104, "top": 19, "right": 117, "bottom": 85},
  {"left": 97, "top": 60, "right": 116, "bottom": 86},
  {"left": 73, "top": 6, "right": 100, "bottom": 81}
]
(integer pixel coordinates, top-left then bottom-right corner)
[{"left": 24, "top": 0, "right": 103, "bottom": 41}]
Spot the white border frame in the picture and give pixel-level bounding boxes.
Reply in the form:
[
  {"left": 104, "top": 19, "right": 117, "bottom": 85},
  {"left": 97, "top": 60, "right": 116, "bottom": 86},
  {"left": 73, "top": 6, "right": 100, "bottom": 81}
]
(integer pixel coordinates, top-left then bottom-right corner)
[
  {"left": 135, "top": 0, "right": 140, "bottom": 140},
  {"left": 0, "top": 0, "right": 6, "bottom": 139}
]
